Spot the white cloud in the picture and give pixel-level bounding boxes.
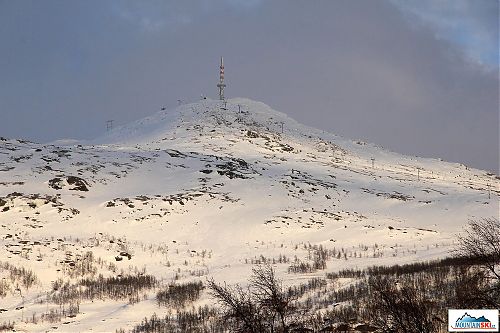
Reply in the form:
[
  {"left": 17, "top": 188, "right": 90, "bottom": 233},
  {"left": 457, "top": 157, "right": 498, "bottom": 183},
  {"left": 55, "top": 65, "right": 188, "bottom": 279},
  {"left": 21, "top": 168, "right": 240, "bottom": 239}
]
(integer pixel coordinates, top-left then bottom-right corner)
[{"left": 391, "top": 0, "right": 499, "bottom": 68}]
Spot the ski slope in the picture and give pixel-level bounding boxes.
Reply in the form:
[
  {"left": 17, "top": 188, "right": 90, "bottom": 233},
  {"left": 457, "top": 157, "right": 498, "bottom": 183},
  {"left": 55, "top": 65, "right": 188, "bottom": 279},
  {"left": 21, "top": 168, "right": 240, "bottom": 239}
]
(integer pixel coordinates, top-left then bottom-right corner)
[{"left": 0, "top": 98, "right": 498, "bottom": 332}]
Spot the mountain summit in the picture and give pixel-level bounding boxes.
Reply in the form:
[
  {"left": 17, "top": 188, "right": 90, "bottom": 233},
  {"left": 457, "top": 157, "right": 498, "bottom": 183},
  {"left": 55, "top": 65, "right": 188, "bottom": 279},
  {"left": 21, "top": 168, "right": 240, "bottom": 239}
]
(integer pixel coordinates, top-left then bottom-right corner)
[{"left": 1, "top": 97, "right": 497, "bottom": 255}]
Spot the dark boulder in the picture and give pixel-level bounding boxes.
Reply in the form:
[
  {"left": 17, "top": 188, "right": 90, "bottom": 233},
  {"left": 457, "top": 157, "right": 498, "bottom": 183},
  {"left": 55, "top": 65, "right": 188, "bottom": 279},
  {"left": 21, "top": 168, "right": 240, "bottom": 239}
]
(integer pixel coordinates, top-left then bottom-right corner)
[{"left": 67, "top": 176, "right": 89, "bottom": 191}]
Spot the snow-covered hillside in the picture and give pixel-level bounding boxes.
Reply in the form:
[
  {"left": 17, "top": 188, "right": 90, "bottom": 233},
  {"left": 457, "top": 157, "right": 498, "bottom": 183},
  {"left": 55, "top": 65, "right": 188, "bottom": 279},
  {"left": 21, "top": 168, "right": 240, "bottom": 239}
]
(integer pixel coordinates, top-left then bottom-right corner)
[{"left": 0, "top": 98, "right": 498, "bottom": 332}]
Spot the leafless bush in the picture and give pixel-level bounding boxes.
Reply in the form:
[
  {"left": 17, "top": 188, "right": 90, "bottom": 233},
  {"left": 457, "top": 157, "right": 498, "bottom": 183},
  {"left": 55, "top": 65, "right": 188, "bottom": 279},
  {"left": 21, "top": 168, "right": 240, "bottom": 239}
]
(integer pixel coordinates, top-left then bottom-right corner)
[
  {"left": 208, "top": 263, "right": 296, "bottom": 333},
  {"left": 0, "top": 261, "right": 37, "bottom": 290},
  {"left": 326, "top": 268, "right": 364, "bottom": 279},
  {"left": 367, "top": 276, "right": 439, "bottom": 333},
  {"left": 287, "top": 246, "right": 329, "bottom": 274},
  {"left": 452, "top": 266, "right": 498, "bottom": 308},
  {"left": 67, "top": 251, "right": 98, "bottom": 278},
  {"left": 80, "top": 273, "right": 156, "bottom": 301},
  {"left": 287, "top": 277, "right": 326, "bottom": 300},
  {"left": 38, "top": 302, "right": 80, "bottom": 323},
  {"left": 455, "top": 217, "right": 500, "bottom": 307},
  {"left": 456, "top": 218, "right": 500, "bottom": 280},
  {"left": 0, "top": 321, "right": 14, "bottom": 332},
  {"left": 156, "top": 281, "right": 204, "bottom": 308},
  {"left": 208, "top": 280, "right": 265, "bottom": 332},
  {"left": 0, "top": 280, "right": 9, "bottom": 298},
  {"left": 49, "top": 273, "right": 157, "bottom": 304},
  {"left": 125, "top": 306, "right": 223, "bottom": 333}
]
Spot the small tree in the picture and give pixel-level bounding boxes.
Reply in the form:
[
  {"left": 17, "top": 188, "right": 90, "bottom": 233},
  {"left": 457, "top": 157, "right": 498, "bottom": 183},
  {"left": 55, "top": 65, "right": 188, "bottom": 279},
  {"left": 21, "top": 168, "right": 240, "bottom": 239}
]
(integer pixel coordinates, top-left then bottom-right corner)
[
  {"left": 368, "top": 276, "right": 438, "bottom": 333},
  {"left": 452, "top": 266, "right": 498, "bottom": 308},
  {"left": 208, "top": 264, "right": 295, "bottom": 333},
  {"left": 455, "top": 217, "right": 500, "bottom": 307},
  {"left": 250, "top": 264, "right": 292, "bottom": 331},
  {"left": 207, "top": 281, "right": 265, "bottom": 333},
  {"left": 456, "top": 218, "right": 500, "bottom": 280}
]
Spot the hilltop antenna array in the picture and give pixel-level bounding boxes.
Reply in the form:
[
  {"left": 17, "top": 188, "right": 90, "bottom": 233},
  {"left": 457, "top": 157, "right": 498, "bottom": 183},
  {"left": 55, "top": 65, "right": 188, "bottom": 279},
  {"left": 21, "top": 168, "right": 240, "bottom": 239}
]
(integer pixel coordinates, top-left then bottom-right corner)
[{"left": 217, "top": 57, "right": 226, "bottom": 100}]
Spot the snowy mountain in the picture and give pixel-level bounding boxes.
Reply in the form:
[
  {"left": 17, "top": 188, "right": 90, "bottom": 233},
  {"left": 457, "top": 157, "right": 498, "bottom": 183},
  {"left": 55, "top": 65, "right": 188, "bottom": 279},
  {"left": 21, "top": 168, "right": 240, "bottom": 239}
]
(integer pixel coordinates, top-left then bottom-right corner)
[{"left": 0, "top": 98, "right": 498, "bottom": 332}]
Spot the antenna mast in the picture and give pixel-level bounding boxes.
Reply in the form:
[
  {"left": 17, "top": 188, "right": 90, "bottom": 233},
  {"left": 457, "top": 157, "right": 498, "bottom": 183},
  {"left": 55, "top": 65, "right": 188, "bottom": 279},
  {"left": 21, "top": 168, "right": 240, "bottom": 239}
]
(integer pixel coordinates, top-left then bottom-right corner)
[
  {"left": 217, "top": 57, "right": 226, "bottom": 100},
  {"left": 106, "top": 120, "right": 114, "bottom": 132}
]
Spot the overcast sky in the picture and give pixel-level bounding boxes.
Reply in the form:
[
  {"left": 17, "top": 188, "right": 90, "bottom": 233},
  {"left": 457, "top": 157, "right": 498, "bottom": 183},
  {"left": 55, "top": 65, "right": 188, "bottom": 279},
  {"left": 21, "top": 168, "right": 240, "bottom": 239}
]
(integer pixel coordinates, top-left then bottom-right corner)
[{"left": 1, "top": 0, "right": 498, "bottom": 172}]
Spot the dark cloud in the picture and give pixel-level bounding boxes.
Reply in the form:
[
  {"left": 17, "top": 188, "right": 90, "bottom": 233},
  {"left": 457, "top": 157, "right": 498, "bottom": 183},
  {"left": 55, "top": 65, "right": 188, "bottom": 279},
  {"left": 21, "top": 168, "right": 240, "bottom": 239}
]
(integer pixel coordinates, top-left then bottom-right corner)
[{"left": 0, "top": 0, "right": 498, "bottom": 172}]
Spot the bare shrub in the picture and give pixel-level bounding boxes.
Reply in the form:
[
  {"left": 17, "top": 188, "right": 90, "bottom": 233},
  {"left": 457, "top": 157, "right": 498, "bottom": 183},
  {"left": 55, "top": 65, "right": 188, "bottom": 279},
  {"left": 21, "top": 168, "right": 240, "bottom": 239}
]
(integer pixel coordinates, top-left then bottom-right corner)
[
  {"left": 452, "top": 266, "right": 498, "bottom": 308},
  {"left": 456, "top": 218, "right": 500, "bottom": 280},
  {"left": 80, "top": 274, "right": 156, "bottom": 301},
  {"left": 36, "top": 302, "right": 80, "bottom": 324},
  {"left": 156, "top": 281, "right": 204, "bottom": 308},
  {"left": 287, "top": 246, "right": 329, "bottom": 274},
  {"left": 67, "top": 251, "right": 98, "bottom": 278},
  {"left": 125, "top": 306, "right": 223, "bottom": 333},
  {"left": 208, "top": 263, "right": 295, "bottom": 333},
  {"left": 0, "top": 321, "right": 14, "bottom": 332},
  {"left": 0, "top": 280, "right": 9, "bottom": 298},
  {"left": 455, "top": 217, "right": 500, "bottom": 307},
  {"left": 368, "top": 276, "right": 439, "bottom": 333},
  {"left": 0, "top": 261, "right": 37, "bottom": 290},
  {"left": 49, "top": 274, "right": 156, "bottom": 305}
]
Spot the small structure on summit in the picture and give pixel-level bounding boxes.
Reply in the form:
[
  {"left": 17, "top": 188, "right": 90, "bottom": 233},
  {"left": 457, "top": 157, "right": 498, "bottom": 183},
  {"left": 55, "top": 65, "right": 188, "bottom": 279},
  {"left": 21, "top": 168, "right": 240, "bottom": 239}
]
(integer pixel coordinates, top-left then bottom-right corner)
[{"left": 217, "top": 56, "right": 226, "bottom": 100}]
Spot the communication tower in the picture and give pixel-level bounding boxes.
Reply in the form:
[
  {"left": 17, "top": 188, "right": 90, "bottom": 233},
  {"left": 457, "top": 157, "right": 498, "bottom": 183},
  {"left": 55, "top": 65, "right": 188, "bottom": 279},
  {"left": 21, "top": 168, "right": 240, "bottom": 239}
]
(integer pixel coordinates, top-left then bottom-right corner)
[{"left": 217, "top": 57, "right": 226, "bottom": 100}]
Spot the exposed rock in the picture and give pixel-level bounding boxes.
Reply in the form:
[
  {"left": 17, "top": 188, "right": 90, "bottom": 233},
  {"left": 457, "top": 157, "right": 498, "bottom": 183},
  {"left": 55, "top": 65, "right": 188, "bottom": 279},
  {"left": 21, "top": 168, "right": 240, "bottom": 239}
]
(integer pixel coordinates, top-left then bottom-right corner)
[
  {"left": 49, "top": 176, "right": 89, "bottom": 191},
  {"left": 67, "top": 176, "right": 89, "bottom": 191},
  {"left": 48, "top": 177, "right": 64, "bottom": 190},
  {"left": 165, "top": 149, "right": 186, "bottom": 158},
  {"left": 246, "top": 130, "right": 259, "bottom": 138},
  {"left": 119, "top": 252, "right": 132, "bottom": 260}
]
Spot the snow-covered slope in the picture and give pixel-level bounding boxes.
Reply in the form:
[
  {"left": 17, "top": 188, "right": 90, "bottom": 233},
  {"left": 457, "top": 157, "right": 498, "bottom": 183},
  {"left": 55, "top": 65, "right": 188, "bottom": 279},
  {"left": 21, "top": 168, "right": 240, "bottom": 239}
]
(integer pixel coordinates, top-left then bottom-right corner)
[{"left": 0, "top": 98, "right": 498, "bottom": 332}]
